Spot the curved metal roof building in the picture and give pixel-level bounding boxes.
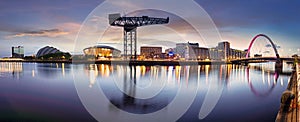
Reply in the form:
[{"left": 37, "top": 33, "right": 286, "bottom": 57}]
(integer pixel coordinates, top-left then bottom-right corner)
[{"left": 36, "top": 46, "right": 62, "bottom": 57}]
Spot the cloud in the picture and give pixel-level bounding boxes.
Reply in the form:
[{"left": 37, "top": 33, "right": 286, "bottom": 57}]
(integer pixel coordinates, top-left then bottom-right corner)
[
  {"left": 9, "top": 29, "right": 69, "bottom": 38},
  {"left": 265, "top": 44, "right": 272, "bottom": 48},
  {"left": 89, "top": 15, "right": 107, "bottom": 22},
  {"left": 57, "top": 22, "right": 81, "bottom": 33},
  {"left": 265, "top": 44, "right": 281, "bottom": 48}
]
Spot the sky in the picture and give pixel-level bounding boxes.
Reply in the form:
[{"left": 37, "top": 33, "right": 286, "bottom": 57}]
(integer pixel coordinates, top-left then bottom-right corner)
[{"left": 0, "top": 0, "right": 299, "bottom": 57}]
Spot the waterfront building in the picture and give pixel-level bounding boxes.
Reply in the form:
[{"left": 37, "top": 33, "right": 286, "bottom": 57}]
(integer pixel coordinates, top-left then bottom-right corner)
[
  {"left": 231, "top": 49, "right": 248, "bottom": 59},
  {"left": 209, "top": 47, "right": 220, "bottom": 60},
  {"left": 217, "top": 41, "right": 230, "bottom": 60},
  {"left": 36, "top": 46, "right": 71, "bottom": 60},
  {"left": 165, "top": 48, "right": 175, "bottom": 55},
  {"left": 165, "top": 41, "right": 247, "bottom": 61},
  {"left": 194, "top": 47, "right": 209, "bottom": 60},
  {"left": 11, "top": 46, "right": 24, "bottom": 58},
  {"left": 83, "top": 45, "right": 121, "bottom": 59},
  {"left": 175, "top": 42, "right": 199, "bottom": 60},
  {"left": 36, "top": 46, "right": 61, "bottom": 57},
  {"left": 165, "top": 48, "right": 175, "bottom": 59},
  {"left": 140, "top": 46, "right": 162, "bottom": 59},
  {"left": 229, "top": 49, "right": 236, "bottom": 59},
  {"left": 208, "top": 41, "right": 247, "bottom": 60}
]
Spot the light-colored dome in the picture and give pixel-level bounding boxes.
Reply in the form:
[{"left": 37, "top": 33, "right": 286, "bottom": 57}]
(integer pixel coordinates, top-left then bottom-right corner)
[{"left": 36, "top": 46, "right": 61, "bottom": 57}]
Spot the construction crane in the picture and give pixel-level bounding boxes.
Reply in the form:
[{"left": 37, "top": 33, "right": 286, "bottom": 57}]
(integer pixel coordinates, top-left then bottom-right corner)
[{"left": 109, "top": 13, "right": 169, "bottom": 60}]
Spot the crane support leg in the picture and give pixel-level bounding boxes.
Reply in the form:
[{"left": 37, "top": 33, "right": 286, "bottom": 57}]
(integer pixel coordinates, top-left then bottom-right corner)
[{"left": 124, "top": 28, "right": 137, "bottom": 60}]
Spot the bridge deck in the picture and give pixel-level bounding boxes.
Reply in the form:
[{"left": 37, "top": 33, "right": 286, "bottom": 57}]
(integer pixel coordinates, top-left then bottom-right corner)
[
  {"left": 276, "top": 62, "right": 300, "bottom": 122},
  {"left": 231, "top": 57, "right": 297, "bottom": 63}
]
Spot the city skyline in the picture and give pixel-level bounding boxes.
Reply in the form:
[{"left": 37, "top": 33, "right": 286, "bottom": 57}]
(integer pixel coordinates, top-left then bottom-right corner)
[
  {"left": 0, "top": 1, "right": 299, "bottom": 121},
  {"left": 0, "top": 0, "right": 299, "bottom": 57}
]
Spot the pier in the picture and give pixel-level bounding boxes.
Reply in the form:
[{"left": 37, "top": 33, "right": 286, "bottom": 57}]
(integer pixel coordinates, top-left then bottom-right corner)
[{"left": 276, "top": 61, "right": 300, "bottom": 122}]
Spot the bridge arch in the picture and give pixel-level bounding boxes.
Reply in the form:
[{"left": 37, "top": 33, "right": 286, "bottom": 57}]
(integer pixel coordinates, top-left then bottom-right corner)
[{"left": 246, "top": 34, "right": 280, "bottom": 59}]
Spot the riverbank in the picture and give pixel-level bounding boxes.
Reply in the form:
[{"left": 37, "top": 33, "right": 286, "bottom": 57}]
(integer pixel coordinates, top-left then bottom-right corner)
[
  {"left": 0, "top": 59, "right": 231, "bottom": 65},
  {"left": 276, "top": 63, "right": 299, "bottom": 122},
  {"left": 74, "top": 60, "right": 228, "bottom": 65}
]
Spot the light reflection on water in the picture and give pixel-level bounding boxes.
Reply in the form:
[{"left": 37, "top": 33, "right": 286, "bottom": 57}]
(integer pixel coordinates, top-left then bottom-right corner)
[
  {"left": 84, "top": 63, "right": 286, "bottom": 91},
  {"left": 0, "top": 62, "right": 23, "bottom": 79},
  {"left": 0, "top": 62, "right": 292, "bottom": 122},
  {"left": 81, "top": 63, "right": 290, "bottom": 121}
]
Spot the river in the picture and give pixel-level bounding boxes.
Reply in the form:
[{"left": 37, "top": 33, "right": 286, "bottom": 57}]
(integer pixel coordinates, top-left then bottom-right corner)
[{"left": 0, "top": 62, "right": 292, "bottom": 122}]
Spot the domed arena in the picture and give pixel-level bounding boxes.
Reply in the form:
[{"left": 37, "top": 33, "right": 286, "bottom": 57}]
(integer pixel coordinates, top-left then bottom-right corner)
[
  {"left": 36, "top": 46, "right": 61, "bottom": 57},
  {"left": 83, "top": 45, "right": 121, "bottom": 58},
  {"left": 36, "top": 46, "right": 71, "bottom": 60}
]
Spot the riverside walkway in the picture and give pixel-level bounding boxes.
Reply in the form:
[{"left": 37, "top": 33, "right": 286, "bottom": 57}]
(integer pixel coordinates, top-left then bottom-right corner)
[{"left": 276, "top": 62, "right": 300, "bottom": 122}]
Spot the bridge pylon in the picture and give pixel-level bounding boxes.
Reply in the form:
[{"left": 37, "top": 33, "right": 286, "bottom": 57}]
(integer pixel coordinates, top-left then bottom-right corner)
[{"left": 275, "top": 59, "right": 283, "bottom": 73}]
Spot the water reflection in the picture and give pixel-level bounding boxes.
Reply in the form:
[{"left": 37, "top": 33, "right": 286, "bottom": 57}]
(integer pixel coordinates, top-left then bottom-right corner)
[
  {"left": 84, "top": 64, "right": 239, "bottom": 87},
  {"left": 0, "top": 62, "right": 292, "bottom": 121},
  {"left": 0, "top": 62, "right": 23, "bottom": 79},
  {"left": 108, "top": 65, "right": 172, "bottom": 114},
  {"left": 0, "top": 62, "right": 72, "bottom": 79},
  {"left": 246, "top": 63, "right": 283, "bottom": 97},
  {"left": 36, "top": 63, "right": 70, "bottom": 78},
  {"left": 83, "top": 64, "right": 285, "bottom": 116},
  {"left": 84, "top": 64, "right": 114, "bottom": 87},
  {"left": 85, "top": 64, "right": 171, "bottom": 113},
  {"left": 84, "top": 63, "right": 289, "bottom": 100}
]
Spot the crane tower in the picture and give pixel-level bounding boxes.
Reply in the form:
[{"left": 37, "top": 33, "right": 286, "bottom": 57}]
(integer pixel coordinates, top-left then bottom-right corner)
[{"left": 109, "top": 13, "right": 169, "bottom": 60}]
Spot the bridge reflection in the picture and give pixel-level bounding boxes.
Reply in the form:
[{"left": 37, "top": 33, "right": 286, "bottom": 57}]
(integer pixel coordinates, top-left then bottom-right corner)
[{"left": 246, "top": 66, "right": 280, "bottom": 97}]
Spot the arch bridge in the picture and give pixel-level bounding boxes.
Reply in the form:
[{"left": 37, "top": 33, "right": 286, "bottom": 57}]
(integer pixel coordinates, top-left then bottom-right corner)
[
  {"left": 231, "top": 34, "right": 290, "bottom": 63},
  {"left": 230, "top": 34, "right": 292, "bottom": 72}
]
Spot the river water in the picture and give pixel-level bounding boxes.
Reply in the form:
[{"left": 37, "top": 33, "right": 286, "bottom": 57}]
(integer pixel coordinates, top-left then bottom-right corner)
[{"left": 0, "top": 62, "right": 293, "bottom": 122}]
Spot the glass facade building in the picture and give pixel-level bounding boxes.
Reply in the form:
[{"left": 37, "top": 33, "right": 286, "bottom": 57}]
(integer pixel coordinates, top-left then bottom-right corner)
[{"left": 12, "top": 46, "right": 24, "bottom": 58}]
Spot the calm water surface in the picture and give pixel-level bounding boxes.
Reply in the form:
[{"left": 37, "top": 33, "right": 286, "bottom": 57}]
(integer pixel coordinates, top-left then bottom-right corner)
[{"left": 0, "top": 62, "right": 292, "bottom": 122}]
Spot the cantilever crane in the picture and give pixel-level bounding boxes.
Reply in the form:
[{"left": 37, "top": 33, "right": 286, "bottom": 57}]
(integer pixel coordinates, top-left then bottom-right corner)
[{"left": 109, "top": 13, "right": 169, "bottom": 60}]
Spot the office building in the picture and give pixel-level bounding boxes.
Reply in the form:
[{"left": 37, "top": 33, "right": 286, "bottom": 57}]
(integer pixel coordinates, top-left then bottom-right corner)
[
  {"left": 217, "top": 41, "right": 230, "bottom": 60},
  {"left": 209, "top": 47, "right": 220, "bottom": 60},
  {"left": 12, "top": 46, "right": 24, "bottom": 58},
  {"left": 140, "top": 46, "right": 162, "bottom": 58},
  {"left": 175, "top": 42, "right": 199, "bottom": 60},
  {"left": 194, "top": 47, "right": 209, "bottom": 60}
]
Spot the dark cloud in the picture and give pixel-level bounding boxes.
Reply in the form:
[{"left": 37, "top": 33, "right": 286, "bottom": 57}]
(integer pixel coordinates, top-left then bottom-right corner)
[
  {"left": 265, "top": 44, "right": 281, "bottom": 48},
  {"left": 9, "top": 29, "right": 69, "bottom": 38},
  {"left": 265, "top": 44, "right": 272, "bottom": 48}
]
